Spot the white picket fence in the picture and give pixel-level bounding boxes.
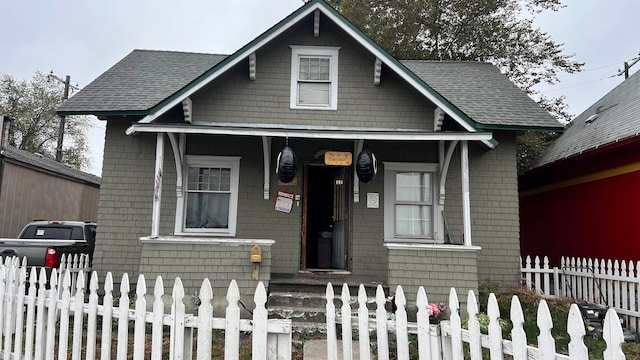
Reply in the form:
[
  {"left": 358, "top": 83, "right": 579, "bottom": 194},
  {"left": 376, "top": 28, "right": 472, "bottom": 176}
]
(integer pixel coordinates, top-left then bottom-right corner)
[
  {"left": 326, "top": 282, "right": 629, "bottom": 360},
  {"left": 522, "top": 255, "right": 640, "bottom": 331},
  {"left": 0, "top": 256, "right": 292, "bottom": 360}
]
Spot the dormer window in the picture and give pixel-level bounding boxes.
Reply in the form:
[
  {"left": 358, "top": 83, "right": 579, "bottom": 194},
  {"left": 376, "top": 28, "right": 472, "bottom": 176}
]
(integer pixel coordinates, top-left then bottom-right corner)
[{"left": 290, "top": 46, "right": 340, "bottom": 110}]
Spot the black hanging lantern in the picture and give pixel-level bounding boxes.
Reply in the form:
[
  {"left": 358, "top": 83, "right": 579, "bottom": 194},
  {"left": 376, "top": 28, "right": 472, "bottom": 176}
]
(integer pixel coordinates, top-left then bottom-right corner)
[
  {"left": 356, "top": 148, "right": 377, "bottom": 183},
  {"left": 276, "top": 145, "right": 297, "bottom": 183}
]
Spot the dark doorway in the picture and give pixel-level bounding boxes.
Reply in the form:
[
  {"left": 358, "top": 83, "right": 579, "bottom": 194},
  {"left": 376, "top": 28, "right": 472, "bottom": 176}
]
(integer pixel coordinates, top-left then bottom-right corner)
[{"left": 302, "top": 164, "right": 349, "bottom": 270}]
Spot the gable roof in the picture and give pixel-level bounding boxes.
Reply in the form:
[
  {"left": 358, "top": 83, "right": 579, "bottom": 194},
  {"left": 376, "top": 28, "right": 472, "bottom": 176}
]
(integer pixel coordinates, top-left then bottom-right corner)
[
  {"left": 0, "top": 146, "right": 101, "bottom": 186},
  {"left": 58, "top": 0, "right": 559, "bottom": 134},
  {"left": 535, "top": 69, "right": 640, "bottom": 167}
]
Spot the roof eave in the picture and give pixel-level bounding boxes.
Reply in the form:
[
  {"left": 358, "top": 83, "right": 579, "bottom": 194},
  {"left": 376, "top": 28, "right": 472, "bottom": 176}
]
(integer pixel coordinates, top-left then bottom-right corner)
[
  {"left": 475, "top": 123, "right": 563, "bottom": 132},
  {"left": 57, "top": 109, "right": 152, "bottom": 117}
]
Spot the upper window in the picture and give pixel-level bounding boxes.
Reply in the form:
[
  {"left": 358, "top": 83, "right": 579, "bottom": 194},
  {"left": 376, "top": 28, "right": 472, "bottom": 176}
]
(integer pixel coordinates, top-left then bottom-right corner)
[
  {"left": 178, "top": 156, "right": 240, "bottom": 236},
  {"left": 384, "top": 162, "right": 442, "bottom": 243},
  {"left": 290, "top": 46, "right": 340, "bottom": 110}
]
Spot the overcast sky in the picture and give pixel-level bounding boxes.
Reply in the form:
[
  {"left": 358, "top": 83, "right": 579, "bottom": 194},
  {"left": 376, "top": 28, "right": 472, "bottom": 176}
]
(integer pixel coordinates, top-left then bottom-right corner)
[{"left": 1, "top": 0, "right": 638, "bottom": 176}]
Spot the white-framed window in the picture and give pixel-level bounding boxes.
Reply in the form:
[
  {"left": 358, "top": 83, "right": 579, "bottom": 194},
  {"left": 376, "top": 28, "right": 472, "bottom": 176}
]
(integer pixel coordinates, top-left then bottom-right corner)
[
  {"left": 384, "top": 162, "right": 443, "bottom": 243},
  {"left": 290, "top": 46, "right": 340, "bottom": 110},
  {"left": 176, "top": 156, "right": 240, "bottom": 236}
]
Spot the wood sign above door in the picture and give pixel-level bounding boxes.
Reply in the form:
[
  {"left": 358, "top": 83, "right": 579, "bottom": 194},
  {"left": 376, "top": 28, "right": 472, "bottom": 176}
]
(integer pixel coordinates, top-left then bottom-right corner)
[{"left": 324, "top": 151, "right": 352, "bottom": 166}]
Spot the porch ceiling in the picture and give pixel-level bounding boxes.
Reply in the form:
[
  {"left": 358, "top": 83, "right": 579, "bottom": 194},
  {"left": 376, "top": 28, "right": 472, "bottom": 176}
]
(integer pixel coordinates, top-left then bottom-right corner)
[{"left": 126, "top": 123, "right": 494, "bottom": 143}]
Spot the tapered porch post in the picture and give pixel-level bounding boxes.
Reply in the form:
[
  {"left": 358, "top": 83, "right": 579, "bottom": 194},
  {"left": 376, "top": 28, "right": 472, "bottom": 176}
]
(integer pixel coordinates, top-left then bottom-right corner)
[
  {"left": 461, "top": 140, "right": 471, "bottom": 246},
  {"left": 151, "top": 132, "right": 164, "bottom": 238}
]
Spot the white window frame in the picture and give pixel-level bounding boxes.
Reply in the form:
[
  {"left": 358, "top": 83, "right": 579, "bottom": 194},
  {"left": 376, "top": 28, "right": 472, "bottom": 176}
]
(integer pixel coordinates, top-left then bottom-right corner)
[
  {"left": 175, "top": 155, "right": 241, "bottom": 237},
  {"left": 290, "top": 45, "right": 340, "bottom": 110},
  {"left": 383, "top": 162, "right": 443, "bottom": 243}
]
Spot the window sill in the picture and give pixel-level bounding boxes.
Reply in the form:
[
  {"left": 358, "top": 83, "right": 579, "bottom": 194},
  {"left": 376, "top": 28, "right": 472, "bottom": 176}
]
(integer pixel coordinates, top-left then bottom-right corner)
[
  {"left": 290, "top": 105, "right": 337, "bottom": 111},
  {"left": 384, "top": 243, "right": 481, "bottom": 252},
  {"left": 140, "top": 235, "right": 275, "bottom": 246}
]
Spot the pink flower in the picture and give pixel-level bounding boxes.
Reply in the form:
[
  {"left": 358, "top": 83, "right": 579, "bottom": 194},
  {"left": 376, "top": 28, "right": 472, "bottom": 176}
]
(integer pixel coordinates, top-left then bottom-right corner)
[{"left": 427, "top": 303, "right": 441, "bottom": 316}]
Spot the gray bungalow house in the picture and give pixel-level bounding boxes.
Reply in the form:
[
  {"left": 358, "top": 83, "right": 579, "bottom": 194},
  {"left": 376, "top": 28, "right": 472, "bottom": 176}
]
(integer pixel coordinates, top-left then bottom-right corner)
[{"left": 58, "top": 0, "right": 560, "bottom": 303}]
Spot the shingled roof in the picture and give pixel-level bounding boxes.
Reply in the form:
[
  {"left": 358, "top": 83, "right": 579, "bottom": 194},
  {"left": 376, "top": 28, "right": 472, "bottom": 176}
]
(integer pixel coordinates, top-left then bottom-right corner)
[
  {"left": 402, "top": 61, "right": 561, "bottom": 129},
  {"left": 536, "top": 69, "right": 640, "bottom": 167},
  {"left": 0, "top": 147, "right": 101, "bottom": 185},
  {"left": 58, "top": 50, "right": 226, "bottom": 115}
]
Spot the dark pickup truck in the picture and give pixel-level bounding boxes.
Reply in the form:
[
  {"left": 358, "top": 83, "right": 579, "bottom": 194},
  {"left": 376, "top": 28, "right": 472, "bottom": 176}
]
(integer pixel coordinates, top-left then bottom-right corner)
[{"left": 0, "top": 220, "right": 97, "bottom": 268}]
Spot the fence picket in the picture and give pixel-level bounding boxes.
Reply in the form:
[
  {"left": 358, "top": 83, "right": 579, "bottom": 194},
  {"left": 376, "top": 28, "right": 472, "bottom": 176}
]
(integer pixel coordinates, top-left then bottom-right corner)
[
  {"left": 395, "top": 286, "right": 409, "bottom": 360},
  {"left": 225, "top": 279, "right": 241, "bottom": 360},
  {"left": 72, "top": 271, "right": 86, "bottom": 360},
  {"left": 537, "top": 300, "right": 555, "bottom": 360},
  {"left": 101, "top": 273, "right": 114, "bottom": 360},
  {"left": 357, "top": 284, "right": 371, "bottom": 360},
  {"left": 170, "top": 277, "right": 186, "bottom": 360},
  {"left": 0, "top": 266, "right": 5, "bottom": 355},
  {"left": 152, "top": 276, "right": 165, "bottom": 360},
  {"left": 85, "top": 272, "right": 98, "bottom": 360},
  {"left": 133, "top": 274, "right": 146, "bottom": 360},
  {"left": 325, "top": 283, "right": 338, "bottom": 360},
  {"left": 58, "top": 270, "right": 72, "bottom": 360},
  {"left": 614, "top": 260, "right": 621, "bottom": 309},
  {"left": 3, "top": 261, "right": 14, "bottom": 360},
  {"left": 375, "top": 284, "right": 389, "bottom": 360},
  {"left": 603, "top": 309, "right": 625, "bottom": 360},
  {"left": 487, "top": 293, "right": 502, "bottom": 360},
  {"left": 117, "top": 273, "right": 130, "bottom": 360},
  {"left": 24, "top": 268, "right": 37, "bottom": 360},
  {"left": 534, "top": 256, "right": 542, "bottom": 294},
  {"left": 567, "top": 304, "right": 587, "bottom": 359},
  {"left": 509, "top": 295, "right": 527, "bottom": 360},
  {"left": 524, "top": 256, "right": 532, "bottom": 290},
  {"left": 607, "top": 259, "right": 614, "bottom": 307},
  {"left": 448, "top": 287, "right": 463, "bottom": 360},
  {"left": 34, "top": 268, "right": 47, "bottom": 360},
  {"left": 543, "top": 256, "right": 551, "bottom": 295},
  {"left": 340, "top": 283, "right": 353, "bottom": 360},
  {"left": 198, "top": 278, "right": 214, "bottom": 360},
  {"left": 252, "top": 282, "right": 268, "bottom": 360},
  {"left": 416, "top": 286, "right": 431, "bottom": 360},
  {"left": 466, "top": 291, "right": 481, "bottom": 360}
]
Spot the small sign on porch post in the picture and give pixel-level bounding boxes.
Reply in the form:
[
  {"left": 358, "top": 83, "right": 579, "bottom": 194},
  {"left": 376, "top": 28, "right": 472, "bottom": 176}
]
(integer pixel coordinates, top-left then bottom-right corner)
[{"left": 275, "top": 191, "right": 294, "bottom": 213}]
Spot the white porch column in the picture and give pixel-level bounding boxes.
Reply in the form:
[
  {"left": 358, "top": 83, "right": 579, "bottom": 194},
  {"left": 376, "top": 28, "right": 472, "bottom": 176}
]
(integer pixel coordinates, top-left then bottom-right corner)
[
  {"left": 151, "top": 132, "right": 164, "bottom": 238},
  {"left": 461, "top": 140, "right": 471, "bottom": 246}
]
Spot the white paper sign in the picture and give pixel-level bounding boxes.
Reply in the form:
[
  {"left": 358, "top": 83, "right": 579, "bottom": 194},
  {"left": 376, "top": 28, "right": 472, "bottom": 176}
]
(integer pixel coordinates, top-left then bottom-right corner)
[{"left": 275, "top": 191, "right": 294, "bottom": 213}]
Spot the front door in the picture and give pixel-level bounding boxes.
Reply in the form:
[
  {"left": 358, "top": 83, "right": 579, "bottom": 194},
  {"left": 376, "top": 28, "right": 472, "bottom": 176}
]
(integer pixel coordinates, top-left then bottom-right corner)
[{"left": 301, "top": 164, "right": 349, "bottom": 271}]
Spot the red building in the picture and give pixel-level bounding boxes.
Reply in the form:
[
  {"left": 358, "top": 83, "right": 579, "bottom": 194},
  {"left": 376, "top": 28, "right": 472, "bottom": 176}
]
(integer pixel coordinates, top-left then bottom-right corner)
[{"left": 520, "top": 69, "right": 640, "bottom": 266}]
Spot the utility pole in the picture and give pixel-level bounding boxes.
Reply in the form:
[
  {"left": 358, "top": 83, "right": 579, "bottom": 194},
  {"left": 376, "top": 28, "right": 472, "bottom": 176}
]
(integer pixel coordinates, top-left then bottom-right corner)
[
  {"left": 48, "top": 72, "right": 79, "bottom": 162},
  {"left": 615, "top": 53, "right": 640, "bottom": 79}
]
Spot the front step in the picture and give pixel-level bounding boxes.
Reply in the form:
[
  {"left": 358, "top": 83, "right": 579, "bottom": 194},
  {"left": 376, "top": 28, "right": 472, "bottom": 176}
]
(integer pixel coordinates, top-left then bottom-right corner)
[{"left": 267, "top": 276, "right": 389, "bottom": 333}]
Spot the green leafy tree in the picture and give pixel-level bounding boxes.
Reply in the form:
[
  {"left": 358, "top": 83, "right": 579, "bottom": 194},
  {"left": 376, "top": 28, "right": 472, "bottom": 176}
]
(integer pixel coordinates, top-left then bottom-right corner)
[
  {"left": 328, "top": 0, "right": 582, "bottom": 168},
  {"left": 0, "top": 71, "right": 89, "bottom": 170}
]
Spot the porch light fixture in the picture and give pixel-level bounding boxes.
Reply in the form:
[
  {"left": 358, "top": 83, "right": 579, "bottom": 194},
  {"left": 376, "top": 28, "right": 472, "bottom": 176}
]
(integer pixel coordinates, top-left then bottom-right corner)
[
  {"left": 276, "top": 145, "right": 297, "bottom": 183},
  {"left": 355, "top": 148, "right": 377, "bottom": 183}
]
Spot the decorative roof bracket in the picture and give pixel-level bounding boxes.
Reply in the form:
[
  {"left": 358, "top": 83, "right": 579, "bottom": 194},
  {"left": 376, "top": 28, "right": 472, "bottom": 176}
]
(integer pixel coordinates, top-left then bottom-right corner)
[
  {"left": 374, "top": 58, "right": 382, "bottom": 85},
  {"left": 434, "top": 107, "right": 444, "bottom": 131},
  {"left": 249, "top": 52, "right": 256, "bottom": 81},
  {"left": 314, "top": 10, "right": 320, "bottom": 37},
  {"left": 182, "top": 97, "right": 192, "bottom": 123}
]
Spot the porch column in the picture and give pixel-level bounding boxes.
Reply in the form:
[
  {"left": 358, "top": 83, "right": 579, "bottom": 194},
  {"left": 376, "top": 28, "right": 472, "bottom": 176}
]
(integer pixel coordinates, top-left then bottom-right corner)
[
  {"left": 461, "top": 140, "right": 471, "bottom": 246},
  {"left": 151, "top": 132, "right": 164, "bottom": 238}
]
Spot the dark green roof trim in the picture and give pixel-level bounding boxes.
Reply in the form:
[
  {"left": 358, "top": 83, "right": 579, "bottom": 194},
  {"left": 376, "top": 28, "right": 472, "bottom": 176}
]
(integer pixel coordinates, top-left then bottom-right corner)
[
  {"left": 475, "top": 123, "right": 563, "bottom": 132},
  {"left": 58, "top": 109, "right": 152, "bottom": 116}
]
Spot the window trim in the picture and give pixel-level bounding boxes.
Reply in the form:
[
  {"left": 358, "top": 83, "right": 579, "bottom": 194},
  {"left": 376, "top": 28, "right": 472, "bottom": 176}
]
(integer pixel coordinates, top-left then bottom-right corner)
[
  {"left": 383, "top": 162, "right": 443, "bottom": 243},
  {"left": 175, "top": 155, "right": 241, "bottom": 237},
  {"left": 290, "top": 45, "right": 340, "bottom": 110}
]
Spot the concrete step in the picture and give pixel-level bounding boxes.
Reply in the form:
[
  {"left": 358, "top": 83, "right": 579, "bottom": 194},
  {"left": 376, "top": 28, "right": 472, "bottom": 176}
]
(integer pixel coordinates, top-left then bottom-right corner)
[{"left": 267, "top": 291, "right": 380, "bottom": 310}]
